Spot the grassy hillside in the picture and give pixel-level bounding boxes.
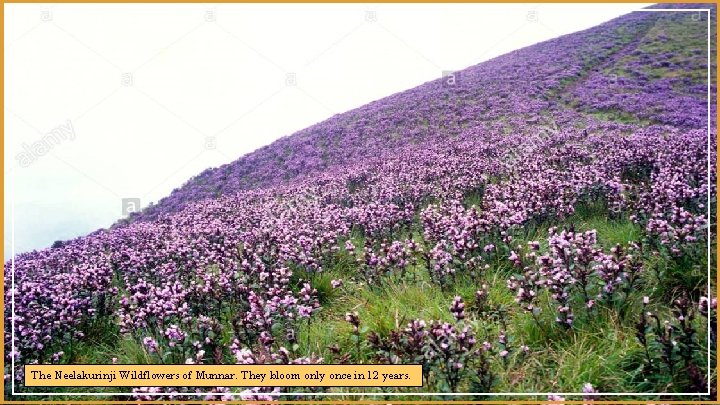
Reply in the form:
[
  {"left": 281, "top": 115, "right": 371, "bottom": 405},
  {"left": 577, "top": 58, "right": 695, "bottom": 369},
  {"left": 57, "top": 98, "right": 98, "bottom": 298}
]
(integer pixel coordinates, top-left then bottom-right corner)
[{"left": 6, "top": 4, "right": 717, "bottom": 402}]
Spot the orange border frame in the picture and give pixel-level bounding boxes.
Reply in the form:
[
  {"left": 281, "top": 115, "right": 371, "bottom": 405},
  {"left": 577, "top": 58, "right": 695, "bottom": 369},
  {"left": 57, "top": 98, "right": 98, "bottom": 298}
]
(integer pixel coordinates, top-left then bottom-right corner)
[{"left": 1, "top": 0, "right": 718, "bottom": 404}]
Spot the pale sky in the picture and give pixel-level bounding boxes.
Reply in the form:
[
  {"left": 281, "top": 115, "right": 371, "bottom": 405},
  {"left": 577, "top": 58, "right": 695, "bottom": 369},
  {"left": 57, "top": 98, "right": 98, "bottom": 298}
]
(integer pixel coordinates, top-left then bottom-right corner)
[{"left": 4, "top": 3, "right": 652, "bottom": 259}]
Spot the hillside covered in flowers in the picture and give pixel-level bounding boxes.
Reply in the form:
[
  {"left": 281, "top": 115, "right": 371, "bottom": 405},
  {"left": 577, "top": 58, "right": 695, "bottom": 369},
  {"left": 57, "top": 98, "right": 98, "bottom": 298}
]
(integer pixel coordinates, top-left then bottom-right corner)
[{"left": 5, "top": 4, "right": 717, "bottom": 401}]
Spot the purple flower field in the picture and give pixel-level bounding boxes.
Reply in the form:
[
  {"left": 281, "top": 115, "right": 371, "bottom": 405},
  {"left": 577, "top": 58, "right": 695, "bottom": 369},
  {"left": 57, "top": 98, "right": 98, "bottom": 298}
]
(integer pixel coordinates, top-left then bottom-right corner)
[{"left": 5, "top": 3, "right": 717, "bottom": 401}]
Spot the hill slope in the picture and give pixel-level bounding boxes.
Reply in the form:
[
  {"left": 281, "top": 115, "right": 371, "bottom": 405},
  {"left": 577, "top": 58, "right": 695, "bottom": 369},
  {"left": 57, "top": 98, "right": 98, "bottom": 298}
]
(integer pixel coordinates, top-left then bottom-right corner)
[
  {"left": 128, "top": 3, "right": 715, "bottom": 222},
  {"left": 6, "top": 4, "right": 717, "bottom": 400}
]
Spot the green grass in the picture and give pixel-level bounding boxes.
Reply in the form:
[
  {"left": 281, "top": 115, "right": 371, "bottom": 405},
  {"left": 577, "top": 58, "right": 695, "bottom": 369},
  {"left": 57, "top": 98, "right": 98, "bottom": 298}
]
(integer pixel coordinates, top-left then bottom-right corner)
[
  {"left": 290, "top": 201, "right": 674, "bottom": 395},
  {"left": 586, "top": 109, "right": 653, "bottom": 126},
  {"left": 573, "top": 214, "right": 642, "bottom": 248}
]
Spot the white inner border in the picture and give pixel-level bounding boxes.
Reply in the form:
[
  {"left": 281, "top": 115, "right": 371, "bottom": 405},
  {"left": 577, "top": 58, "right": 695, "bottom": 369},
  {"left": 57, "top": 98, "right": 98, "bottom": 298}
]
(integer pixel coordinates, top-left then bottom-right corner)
[{"left": 9, "top": 7, "right": 714, "bottom": 398}]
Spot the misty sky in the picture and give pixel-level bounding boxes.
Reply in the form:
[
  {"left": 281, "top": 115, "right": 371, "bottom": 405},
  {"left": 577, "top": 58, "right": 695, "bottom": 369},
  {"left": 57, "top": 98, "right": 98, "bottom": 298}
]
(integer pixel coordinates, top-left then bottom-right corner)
[{"left": 4, "top": 3, "right": 652, "bottom": 260}]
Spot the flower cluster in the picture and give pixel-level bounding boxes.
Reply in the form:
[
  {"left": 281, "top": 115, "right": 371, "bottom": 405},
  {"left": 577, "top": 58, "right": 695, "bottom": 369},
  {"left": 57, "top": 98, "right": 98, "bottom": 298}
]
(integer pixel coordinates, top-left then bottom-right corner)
[
  {"left": 355, "top": 239, "right": 420, "bottom": 285},
  {"left": 508, "top": 228, "right": 645, "bottom": 328}
]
